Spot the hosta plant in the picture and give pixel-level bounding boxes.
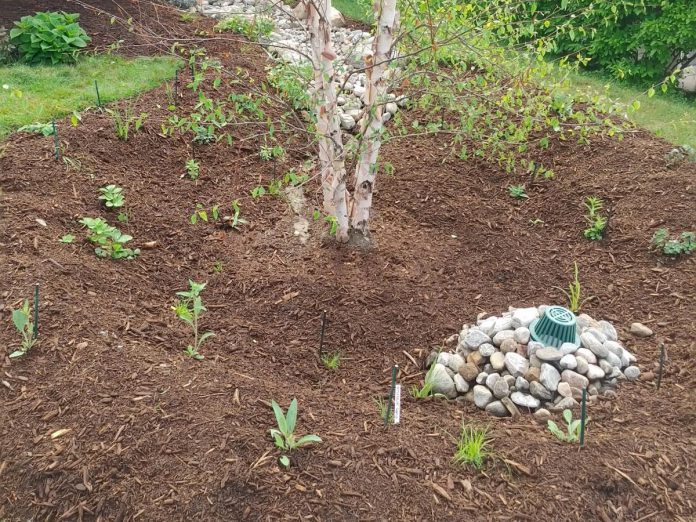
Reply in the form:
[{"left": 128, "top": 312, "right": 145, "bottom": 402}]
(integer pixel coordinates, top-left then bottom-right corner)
[
  {"left": 10, "top": 12, "right": 90, "bottom": 64},
  {"left": 79, "top": 217, "right": 139, "bottom": 259},
  {"left": 10, "top": 299, "right": 37, "bottom": 358}
]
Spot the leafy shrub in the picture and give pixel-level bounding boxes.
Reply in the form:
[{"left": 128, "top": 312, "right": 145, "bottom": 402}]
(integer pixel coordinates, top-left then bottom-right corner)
[
  {"left": 10, "top": 12, "right": 91, "bottom": 65},
  {"left": 501, "top": 0, "right": 696, "bottom": 82},
  {"left": 266, "top": 63, "right": 313, "bottom": 110}
]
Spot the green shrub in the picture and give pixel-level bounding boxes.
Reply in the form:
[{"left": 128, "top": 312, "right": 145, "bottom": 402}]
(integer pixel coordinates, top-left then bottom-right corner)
[
  {"left": 10, "top": 12, "right": 91, "bottom": 65},
  {"left": 498, "top": 0, "right": 696, "bottom": 83}
]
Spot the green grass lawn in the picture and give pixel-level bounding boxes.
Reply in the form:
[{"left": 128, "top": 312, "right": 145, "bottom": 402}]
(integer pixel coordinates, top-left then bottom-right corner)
[
  {"left": 0, "top": 55, "right": 180, "bottom": 139},
  {"left": 333, "top": 0, "right": 372, "bottom": 24},
  {"left": 563, "top": 70, "right": 696, "bottom": 148}
]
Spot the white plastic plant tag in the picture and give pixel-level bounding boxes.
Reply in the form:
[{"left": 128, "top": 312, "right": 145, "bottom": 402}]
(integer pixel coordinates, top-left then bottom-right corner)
[{"left": 393, "top": 384, "right": 401, "bottom": 424}]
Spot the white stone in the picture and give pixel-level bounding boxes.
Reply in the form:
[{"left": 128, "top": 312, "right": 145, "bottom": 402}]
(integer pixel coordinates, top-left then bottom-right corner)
[
  {"left": 493, "top": 330, "right": 515, "bottom": 347},
  {"left": 559, "top": 354, "right": 577, "bottom": 370},
  {"left": 576, "top": 348, "right": 597, "bottom": 365},
  {"left": 513, "top": 327, "right": 530, "bottom": 344},
  {"left": 490, "top": 351, "right": 505, "bottom": 371},
  {"left": 473, "top": 385, "right": 493, "bottom": 408},
  {"left": 454, "top": 373, "right": 470, "bottom": 393},
  {"left": 510, "top": 391, "right": 540, "bottom": 409},
  {"left": 504, "top": 352, "right": 529, "bottom": 377},
  {"left": 511, "top": 307, "right": 539, "bottom": 327},
  {"left": 539, "top": 363, "right": 561, "bottom": 391}
]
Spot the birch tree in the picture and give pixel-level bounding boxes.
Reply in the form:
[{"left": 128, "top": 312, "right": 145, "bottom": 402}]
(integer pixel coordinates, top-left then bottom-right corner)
[{"left": 304, "top": 0, "right": 399, "bottom": 244}]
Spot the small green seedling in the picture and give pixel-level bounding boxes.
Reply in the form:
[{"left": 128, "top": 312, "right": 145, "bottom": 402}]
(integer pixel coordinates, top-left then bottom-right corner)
[
  {"left": 117, "top": 212, "right": 129, "bottom": 223},
  {"left": 529, "top": 218, "right": 544, "bottom": 226},
  {"left": 99, "top": 184, "right": 125, "bottom": 209},
  {"left": 172, "top": 280, "right": 214, "bottom": 361},
  {"left": 59, "top": 234, "right": 75, "bottom": 243},
  {"left": 186, "top": 159, "right": 200, "bottom": 180},
  {"left": 453, "top": 424, "right": 492, "bottom": 470},
  {"left": 270, "top": 398, "right": 321, "bottom": 458},
  {"left": 106, "top": 108, "right": 148, "bottom": 141},
  {"left": 10, "top": 299, "right": 37, "bottom": 358},
  {"left": 320, "top": 351, "right": 340, "bottom": 371},
  {"left": 583, "top": 196, "right": 606, "bottom": 240},
  {"left": 212, "top": 261, "right": 224, "bottom": 274},
  {"left": 508, "top": 184, "right": 528, "bottom": 199},
  {"left": 547, "top": 409, "right": 582, "bottom": 443},
  {"left": 374, "top": 396, "right": 393, "bottom": 424},
  {"left": 225, "top": 199, "right": 247, "bottom": 230},
  {"left": 190, "top": 203, "right": 219, "bottom": 225},
  {"left": 564, "top": 261, "right": 581, "bottom": 313},
  {"left": 652, "top": 228, "right": 695, "bottom": 257},
  {"left": 410, "top": 362, "right": 436, "bottom": 399},
  {"left": 79, "top": 217, "right": 139, "bottom": 259}
]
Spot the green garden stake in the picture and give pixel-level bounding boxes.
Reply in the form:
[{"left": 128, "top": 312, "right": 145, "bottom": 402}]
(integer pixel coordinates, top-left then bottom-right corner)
[
  {"left": 52, "top": 120, "right": 60, "bottom": 160},
  {"left": 580, "top": 387, "right": 587, "bottom": 447},
  {"left": 318, "top": 310, "right": 327, "bottom": 358},
  {"left": 656, "top": 343, "right": 665, "bottom": 391},
  {"left": 33, "top": 284, "right": 39, "bottom": 340},
  {"left": 385, "top": 364, "right": 398, "bottom": 427},
  {"left": 174, "top": 68, "right": 179, "bottom": 101},
  {"left": 94, "top": 79, "right": 102, "bottom": 108}
]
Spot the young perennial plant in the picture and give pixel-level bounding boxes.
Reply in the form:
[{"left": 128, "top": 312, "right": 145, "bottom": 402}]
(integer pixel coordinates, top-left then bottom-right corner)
[
  {"left": 270, "top": 398, "right": 321, "bottom": 468},
  {"left": 9, "top": 299, "right": 37, "bottom": 358},
  {"left": 547, "top": 409, "right": 582, "bottom": 443},
  {"left": 454, "top": 424, "right": 492, "bottom": 470},
  {"left": 79, "top": 217, "right": 139, "bottom": 259},
  {"left": 99, "top": 184, "right": 125, "bottom": 209},
  {"left": 172, "top": 280, "right": 214, "bottom": 361},
  {"left": 652, "top": 228, "right": 695, "bottom": 257}
]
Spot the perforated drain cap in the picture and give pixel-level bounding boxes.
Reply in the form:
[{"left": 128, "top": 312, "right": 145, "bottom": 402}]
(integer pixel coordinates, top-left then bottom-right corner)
[{"left": 529, "top": 306, "right": 580, "bottom": 348}]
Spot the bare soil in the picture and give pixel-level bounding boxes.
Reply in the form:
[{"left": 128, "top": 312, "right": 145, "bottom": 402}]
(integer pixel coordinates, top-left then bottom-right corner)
[{"left": 1, "top": 1, "right": 695, "bottom": 521}]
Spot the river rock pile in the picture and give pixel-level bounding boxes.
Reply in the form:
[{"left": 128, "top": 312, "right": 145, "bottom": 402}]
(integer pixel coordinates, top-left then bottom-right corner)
[
  {"left": 426, "top": 306, "right": 640, "bottom": 418},
  {"left": 195, "top": 0, "right": 401, "bottom": 130}
]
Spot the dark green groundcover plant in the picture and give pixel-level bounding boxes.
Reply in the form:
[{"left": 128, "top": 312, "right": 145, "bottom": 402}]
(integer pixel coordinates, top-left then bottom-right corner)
[{"left": 10, "top": 11, "right": 91, "bottom": 65}]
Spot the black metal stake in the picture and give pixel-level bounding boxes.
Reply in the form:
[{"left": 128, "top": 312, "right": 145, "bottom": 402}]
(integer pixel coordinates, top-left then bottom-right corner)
[
  {"left": 52, "top": 120, "right": 60, "bottom": 160},
  {"left": 33, "top": 284, "right": 39, "bottom": 340},
  {"left": 318, "top": 310, "right": 327, "bottom": 358},
  {"left": 94, "top": 79, "right": 102, "bottom": 108},
  {"left": 656, "top": 343, "right": 666, "bottom": 391},
  {"left": 385, "top": 364, "right": 398, "bottom": 427},
  {"left": 580, "top": 387, "right": 587, "bottom": 447}
]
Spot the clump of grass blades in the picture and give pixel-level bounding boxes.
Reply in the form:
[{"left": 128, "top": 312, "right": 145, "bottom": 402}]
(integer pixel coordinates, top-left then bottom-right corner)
[{"left": 453, "top": 424, "right": 492, "bottom": 470}]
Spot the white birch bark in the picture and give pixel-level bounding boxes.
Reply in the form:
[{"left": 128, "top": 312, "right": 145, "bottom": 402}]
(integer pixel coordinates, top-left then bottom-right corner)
[
  {"left": 349, "top": 0, "right": 398, "bottom": 238},
  {"left": 306, "top": 0, "right": 350, "bottom": 242}
]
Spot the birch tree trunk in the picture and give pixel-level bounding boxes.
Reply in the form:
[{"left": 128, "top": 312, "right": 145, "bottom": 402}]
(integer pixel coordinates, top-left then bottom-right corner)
[
  {"left": 349, "top": 0, "right": 399, "bottom": 239},
  {"left": 306, "top": 0, "right": 350, "bottom": 242}
]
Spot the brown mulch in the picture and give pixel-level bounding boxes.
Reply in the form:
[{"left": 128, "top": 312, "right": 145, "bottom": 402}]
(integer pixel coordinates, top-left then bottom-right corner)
[{"left": 1, "top": 1, "right": 696, "bottom": 521}]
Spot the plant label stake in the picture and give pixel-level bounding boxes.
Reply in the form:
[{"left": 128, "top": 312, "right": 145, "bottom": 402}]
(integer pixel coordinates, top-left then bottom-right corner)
[
  {"left": 580, "top": 387, "right": 587, "bottom": 447},
  {"left": 52, "top": 120, "right": 60, "bottom": 160},
  {"left": 385, "top": 364, "right": 398, "bottom": 427},
  {"left": 33, "top": 283, "right": 39, "bottom": 340},
  {"left": 318, "top": 310, "right": 327, "bottom": 358},
  {"left": 656, "top": 343, "right": 666, "bottom": 391},
  {"left": 393, "top": 384, "right": 401, "bottom": 424},
  {"left": 94, "top": 80, "right": 102, "bottom": 108}
]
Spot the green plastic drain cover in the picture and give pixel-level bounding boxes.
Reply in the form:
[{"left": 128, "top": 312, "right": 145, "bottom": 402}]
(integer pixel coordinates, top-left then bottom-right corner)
[{"left": 529, "top": 306, "right": 580, "bottom": 348}]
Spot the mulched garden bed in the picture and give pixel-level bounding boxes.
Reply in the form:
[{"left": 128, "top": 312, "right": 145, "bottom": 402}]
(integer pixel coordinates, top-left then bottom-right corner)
[{"left": 1, "top": 1, "right": 695, "bottom": 520}]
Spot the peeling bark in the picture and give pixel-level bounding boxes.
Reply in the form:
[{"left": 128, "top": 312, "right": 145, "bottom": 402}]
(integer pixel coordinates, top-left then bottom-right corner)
[
  {"left": 306, "top": 0, "right": 350, "bottom": 242},
  {"left": 349, "top": 0, "right": 399, "bottom": 238}
]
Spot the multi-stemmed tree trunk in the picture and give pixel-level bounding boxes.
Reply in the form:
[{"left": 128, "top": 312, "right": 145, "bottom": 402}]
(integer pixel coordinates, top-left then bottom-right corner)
[
  {"left": 350, "top": 0, "right": 398, "bottom": 238},
  {"left": 306, "top": 0, "right": 350, "bottom": 242},
  {"left": 305, "top": 0, "right": 399, "bottom": 243}
]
